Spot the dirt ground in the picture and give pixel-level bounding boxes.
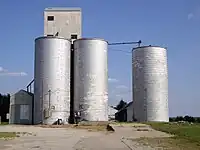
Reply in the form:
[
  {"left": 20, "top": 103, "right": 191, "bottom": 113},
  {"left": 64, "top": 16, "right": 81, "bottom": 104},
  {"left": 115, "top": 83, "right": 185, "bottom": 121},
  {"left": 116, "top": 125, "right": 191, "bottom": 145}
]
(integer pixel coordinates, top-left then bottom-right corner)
[{"left": 0, "top": 123, "right": 171, "bottom": 150}]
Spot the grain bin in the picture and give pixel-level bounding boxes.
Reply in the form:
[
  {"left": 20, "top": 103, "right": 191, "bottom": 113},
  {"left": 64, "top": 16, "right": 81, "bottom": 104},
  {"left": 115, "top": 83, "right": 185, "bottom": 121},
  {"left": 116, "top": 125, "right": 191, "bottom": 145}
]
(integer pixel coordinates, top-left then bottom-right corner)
[
  {"left": 34, "top": 36, "right": 71, "bottom": 125},
  {"left": 9, "top": 90, "right": 34, "bottom": 125},
  {"left": 73, "top": 38, "right": 108, "bottom": 121},
  {"left": 132, "top": 46, "right": 169, "bottom": 122}
]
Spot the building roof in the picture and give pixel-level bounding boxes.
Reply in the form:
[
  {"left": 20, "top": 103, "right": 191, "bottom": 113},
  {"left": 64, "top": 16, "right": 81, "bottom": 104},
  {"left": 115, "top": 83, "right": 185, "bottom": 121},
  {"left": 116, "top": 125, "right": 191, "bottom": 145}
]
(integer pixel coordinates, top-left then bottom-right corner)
[
  {"left": 115, "top": 101, "right": 133, "bottom": 114},
  {"left": 45, "top": 7, "right": 81, "bottom": 12}
]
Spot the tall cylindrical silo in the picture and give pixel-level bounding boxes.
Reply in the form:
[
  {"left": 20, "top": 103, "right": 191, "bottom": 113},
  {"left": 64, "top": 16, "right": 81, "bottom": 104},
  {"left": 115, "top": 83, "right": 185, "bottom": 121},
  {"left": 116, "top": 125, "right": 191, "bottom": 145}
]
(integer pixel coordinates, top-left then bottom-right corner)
[
  {"left": 73, "top": 38, "right": 108, "bottom": 121},
  {"left": 34, "top": 36, "right": 71, "bottom": 125},
  {"left": 132, "top": 46, "right": 169, "bottom": 122}
]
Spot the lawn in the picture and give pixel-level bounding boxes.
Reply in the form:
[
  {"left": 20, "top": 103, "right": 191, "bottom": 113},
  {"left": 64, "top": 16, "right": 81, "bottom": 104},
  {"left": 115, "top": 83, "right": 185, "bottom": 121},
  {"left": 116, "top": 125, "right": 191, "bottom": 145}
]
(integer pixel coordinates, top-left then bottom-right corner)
[
  {"left": 141, "top": 122, "right": 200, "bottom": 149},
  {"left": 0, "top": 132, "right": 16, "bottom": 138},
  {"left": 0, "top": 122, "right": 9, "bottom": 125}
]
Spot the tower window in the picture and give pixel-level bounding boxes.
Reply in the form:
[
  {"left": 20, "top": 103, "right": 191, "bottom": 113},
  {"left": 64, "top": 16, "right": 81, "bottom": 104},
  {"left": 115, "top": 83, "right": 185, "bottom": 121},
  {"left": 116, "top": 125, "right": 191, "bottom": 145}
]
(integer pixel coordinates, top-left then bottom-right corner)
[
  {"left": 71, "top": 34, "right": 77, "bottom": 39},
  {"left": 47, "top": 16, "right": 54, "bottom": 21}
]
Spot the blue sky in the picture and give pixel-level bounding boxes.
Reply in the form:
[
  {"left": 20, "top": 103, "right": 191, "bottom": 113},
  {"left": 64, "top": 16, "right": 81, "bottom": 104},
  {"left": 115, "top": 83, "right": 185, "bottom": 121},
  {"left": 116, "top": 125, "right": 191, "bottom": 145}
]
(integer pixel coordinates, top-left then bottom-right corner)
[{"left": 0, "top": 0, "right": 200, "bottom": 117}]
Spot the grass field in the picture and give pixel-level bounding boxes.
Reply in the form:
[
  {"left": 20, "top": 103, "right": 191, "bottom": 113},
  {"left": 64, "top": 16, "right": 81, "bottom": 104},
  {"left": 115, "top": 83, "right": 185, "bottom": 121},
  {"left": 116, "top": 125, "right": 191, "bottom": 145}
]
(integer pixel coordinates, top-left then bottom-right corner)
[
  {"left": 0, "top": 132, "right": 16, "bottom": 138},
  {"left": 140, "top": 122, "right": 200, "bottom": 149},
  {"left": 0, "top": 122, "right": 8, "bottom": 125}
]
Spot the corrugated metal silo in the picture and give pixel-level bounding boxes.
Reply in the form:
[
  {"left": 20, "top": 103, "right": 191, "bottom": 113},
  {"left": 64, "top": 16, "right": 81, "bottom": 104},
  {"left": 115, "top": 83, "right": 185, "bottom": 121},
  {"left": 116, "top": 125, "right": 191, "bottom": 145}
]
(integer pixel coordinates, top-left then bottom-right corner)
[
  {"left": 73, "top": 38, "right": 108, "bottom": 121},
  {"left": 34, "top": 36, "right": 71, "bottom": 125},
  {"left": 9, "top": 90, "right": 33, "bottom": 125},
  {"left": 132, "top": 46, "right": 169, "bottom": 122}
]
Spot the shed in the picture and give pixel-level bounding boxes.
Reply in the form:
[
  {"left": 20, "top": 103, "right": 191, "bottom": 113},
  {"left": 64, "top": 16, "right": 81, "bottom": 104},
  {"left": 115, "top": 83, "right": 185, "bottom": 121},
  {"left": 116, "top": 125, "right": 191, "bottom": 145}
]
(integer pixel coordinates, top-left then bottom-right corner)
[
  {"left": 108, "top": 106, "right": 118, "bottom": 120},
  {"left": 9, "top": 90, "right": 34, "bottom": 125},
  {"left": 115, "top": 101, "right": 133, "bottom": 122}
]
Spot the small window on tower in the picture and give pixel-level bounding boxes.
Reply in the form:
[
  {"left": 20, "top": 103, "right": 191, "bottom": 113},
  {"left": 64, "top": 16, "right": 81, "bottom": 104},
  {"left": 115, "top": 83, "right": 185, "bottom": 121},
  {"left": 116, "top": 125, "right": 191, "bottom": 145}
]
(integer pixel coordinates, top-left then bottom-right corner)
[
  {"left": 71, "top": 34, "right": 78, "bottom": 39},
  {"left": 47, "top": 16, "right": 54, "bottom": 21}
]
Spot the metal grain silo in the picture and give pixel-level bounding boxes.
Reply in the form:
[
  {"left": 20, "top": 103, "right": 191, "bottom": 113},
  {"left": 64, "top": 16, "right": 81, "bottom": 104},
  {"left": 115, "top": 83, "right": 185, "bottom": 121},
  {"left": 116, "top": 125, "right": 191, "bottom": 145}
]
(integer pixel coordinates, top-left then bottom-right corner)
[
  {"left": 73, "top": 38, "right": 108, "bottom": 121},
  {"left": 132, "top": 46, "right": 169, "bottom": 122},
  {"left": 34, "top": 36, "right": 71, "bottom": 125},
  {"left": 9, "top": 90, "right": 34, "bottom": 125}
]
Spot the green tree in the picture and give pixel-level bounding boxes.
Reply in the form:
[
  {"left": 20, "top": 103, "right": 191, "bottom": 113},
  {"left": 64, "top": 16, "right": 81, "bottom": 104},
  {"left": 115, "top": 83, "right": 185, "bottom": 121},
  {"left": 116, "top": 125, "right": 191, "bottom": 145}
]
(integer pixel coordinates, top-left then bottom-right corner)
[
  {"left": 184, "top": 115, "right": 195, "bottom": 123},
  {"left": 0, "top": 93, "right": 10, "bottom": 122},
  {"left": 115, "top": 99, "right": 127, "bottom": 110},
  {"left": 175, "top": 116, "right": 184, "bottom": 122}
]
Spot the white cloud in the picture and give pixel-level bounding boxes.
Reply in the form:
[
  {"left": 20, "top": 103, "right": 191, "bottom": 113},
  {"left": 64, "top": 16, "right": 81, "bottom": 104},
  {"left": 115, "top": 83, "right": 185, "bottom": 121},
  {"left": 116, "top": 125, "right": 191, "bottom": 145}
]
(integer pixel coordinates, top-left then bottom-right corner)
[
  {"left": 0, "top": 67, "right": 7, "bottom": 72},
  {"left": 188, "top": 13, "right": 194, "bottom": 20},
  {"left": 188, "top": 7, "right": 200, "bottom": 20},
  {"left": 116, "top": 94, "right": 122, "bottom": 97},
  {"left": 0, "top": 66, "right": 27, "bottom": 77},
  {"left": 0, "top": 72, "right": 28, "bottom": 77},
  {"left": 108, "top": 78, "right": 118, "bottom": 83},
  {"left": 0, "top": 67, "right": 3, "bottom": 72},
  {"left": 116, "top": 85, "right": 128, "bottom": 89}
]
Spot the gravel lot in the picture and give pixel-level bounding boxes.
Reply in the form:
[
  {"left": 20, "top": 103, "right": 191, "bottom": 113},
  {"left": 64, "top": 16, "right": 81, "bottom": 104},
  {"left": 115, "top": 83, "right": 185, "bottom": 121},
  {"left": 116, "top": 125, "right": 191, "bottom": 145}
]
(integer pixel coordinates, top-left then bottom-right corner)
[{"left": 0, "top": 124, "right": 171, "bottom": 150}]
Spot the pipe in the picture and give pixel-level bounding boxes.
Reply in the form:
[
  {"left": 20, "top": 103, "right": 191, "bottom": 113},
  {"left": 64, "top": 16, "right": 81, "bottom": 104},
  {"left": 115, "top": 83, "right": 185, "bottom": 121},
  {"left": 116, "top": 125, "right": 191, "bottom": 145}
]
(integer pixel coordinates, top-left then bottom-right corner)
[{"left": 108, "top": 40, "right": 142, "bottom": 46}]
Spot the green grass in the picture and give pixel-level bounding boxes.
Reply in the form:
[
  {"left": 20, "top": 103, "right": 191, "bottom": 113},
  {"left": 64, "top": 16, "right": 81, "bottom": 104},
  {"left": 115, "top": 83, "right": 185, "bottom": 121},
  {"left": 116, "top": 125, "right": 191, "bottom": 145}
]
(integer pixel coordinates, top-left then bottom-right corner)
[
  {"left": 0, "top": 122, "right": 9, "bottom": 125},
  {"left": 147, "top": 122, "right": 200, "bottom": 142},
  {"left": 0, "top": 132, "right": 16, "bottom": 138},
  {"left": 143, "top": 122, "right": 200, "bottom": 149}
]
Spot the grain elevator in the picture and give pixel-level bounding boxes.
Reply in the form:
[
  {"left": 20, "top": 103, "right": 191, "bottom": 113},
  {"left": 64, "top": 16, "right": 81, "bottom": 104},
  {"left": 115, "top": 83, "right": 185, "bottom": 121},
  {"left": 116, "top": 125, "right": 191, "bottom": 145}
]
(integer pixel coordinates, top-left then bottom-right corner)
[
  {"left": 34, "top": 37, "right": 71, "bottom": 124},
  {"left": 9, "top": 7, "right": 169, "bottom": 125},
  {"left": 73, "top": 38, "right": 108, "bottom": 121},
  {"left": 32, "top": 7, "right": 109, "bottom": 124},
  {"left": 44, "top": 7, "right": 81, "bottom": 40},
  {"left": 132, "top": 46, "right": 169, "bottom": 122}
]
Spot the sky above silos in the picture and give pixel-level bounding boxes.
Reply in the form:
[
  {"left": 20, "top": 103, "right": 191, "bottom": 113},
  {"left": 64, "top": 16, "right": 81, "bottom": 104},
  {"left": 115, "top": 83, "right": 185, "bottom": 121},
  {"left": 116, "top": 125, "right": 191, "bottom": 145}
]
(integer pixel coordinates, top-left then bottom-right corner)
[{"left": 0, "top": 0, "right": 199, "bottom": 117}]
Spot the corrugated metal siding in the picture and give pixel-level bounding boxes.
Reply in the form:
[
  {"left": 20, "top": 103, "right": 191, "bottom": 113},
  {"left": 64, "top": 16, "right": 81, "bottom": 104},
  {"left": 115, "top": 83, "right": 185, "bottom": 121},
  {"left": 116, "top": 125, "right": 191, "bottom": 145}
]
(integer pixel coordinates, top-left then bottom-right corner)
[
  {"left": 9, "top": 90, "right": 33, "bottom": 125},
  {"left": 73, "top": 39, "right": 108, "bottom": 121},
  {"left": 132, "top": 46, "right": 169, "bottom": 122},
  {"left": 126, "top": 103, "right": 133, "bottom": 122},
  {"left": 34, "top": 37, "right": 71, "bottom": 125}
]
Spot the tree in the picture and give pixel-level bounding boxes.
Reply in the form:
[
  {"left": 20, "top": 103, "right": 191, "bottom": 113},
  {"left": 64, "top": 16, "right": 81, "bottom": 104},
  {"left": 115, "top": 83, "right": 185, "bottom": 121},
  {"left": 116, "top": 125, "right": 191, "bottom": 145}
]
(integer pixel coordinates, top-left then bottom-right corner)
[
  {"left": 195, "top": 117, "right": 200, "bottom": 123},
  {"left": 0, "top": 93, "right": 10, "bottom": 122},
  {"left": 175, "top": 116, "right": 184, "bottom": 122},
  {"left": 184, "top": 115, "right": 195, "bottom": 123},
  {"left": 169, "top": 117, "right": 176, "bottom": 122},
  {"left": 115, "top": 99, "right": 127, "bottom": 110}
]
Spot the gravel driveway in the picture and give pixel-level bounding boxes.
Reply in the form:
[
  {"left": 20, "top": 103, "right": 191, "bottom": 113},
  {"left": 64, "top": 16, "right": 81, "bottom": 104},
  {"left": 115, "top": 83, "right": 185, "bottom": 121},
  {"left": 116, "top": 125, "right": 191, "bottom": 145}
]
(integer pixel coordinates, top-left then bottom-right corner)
[{"left": 0, "top": 124, "right": 170, "bottom": 150}]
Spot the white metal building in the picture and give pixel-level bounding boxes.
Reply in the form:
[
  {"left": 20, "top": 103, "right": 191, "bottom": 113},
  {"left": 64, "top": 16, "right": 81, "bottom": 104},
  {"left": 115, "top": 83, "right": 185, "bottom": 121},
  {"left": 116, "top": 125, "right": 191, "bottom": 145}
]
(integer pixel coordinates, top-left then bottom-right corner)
[
  {"left": 44, "top": 7, "right": 82, "bottom": 40},
  {"left": 108, "top": 106, "right": 117, "bottom": 120}
]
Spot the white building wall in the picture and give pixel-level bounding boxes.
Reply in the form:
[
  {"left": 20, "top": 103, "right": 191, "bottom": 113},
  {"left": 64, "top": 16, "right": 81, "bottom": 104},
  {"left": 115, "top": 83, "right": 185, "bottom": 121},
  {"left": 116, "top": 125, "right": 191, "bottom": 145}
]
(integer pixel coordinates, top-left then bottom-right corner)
[
  {"left": 108, "top": 106, "right": 117, "bottom": 120},
  {"left": 44, "top": 7, "right": 82, "bottom": 39}
]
